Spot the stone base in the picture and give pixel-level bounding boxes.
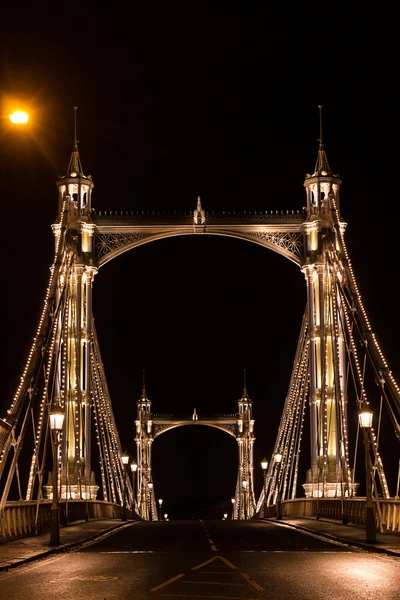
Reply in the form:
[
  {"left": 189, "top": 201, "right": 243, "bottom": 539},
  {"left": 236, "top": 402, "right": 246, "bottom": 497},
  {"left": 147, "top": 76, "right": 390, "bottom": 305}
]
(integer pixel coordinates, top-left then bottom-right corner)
[
  {"left": 302, "top": 481, "right": 359, "bottom": 498},
  {"left": 43, "top": 483, "right": 99, "bottom": 500}
]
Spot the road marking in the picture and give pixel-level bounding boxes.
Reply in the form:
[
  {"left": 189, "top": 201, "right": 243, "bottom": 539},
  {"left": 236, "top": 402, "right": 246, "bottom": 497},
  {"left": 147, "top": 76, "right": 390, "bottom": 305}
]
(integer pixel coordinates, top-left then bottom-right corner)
[
  {"left": 157, "top": 595, "right": 260, "bottom": 599},
  {"left": 211, "top": 544, "right": 218, "bottom": 551},
  {"left": 241, "top": 572, "right": 265, "bottom": 591},
  {"left": 181, "top": 581, "right": 241, "bottom": 586},
  {"left": 191, "top": 555, "right": 237, "bottom": 570},
  {"left": 197, "top": 571, "right": 236, "bottom": 574},
  {"left": 151, "top": 555, "right": 264, "bottom": 596},
  {"left": 150, "top": 573, "right": 185, "bottom": 592}
]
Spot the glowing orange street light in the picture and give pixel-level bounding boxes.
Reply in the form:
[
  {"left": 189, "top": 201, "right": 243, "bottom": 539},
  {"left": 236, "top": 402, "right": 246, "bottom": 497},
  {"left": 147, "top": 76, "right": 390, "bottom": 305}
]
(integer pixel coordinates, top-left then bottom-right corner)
[{"left": 9, "top": 111, "right": 29, "bottom": 124}]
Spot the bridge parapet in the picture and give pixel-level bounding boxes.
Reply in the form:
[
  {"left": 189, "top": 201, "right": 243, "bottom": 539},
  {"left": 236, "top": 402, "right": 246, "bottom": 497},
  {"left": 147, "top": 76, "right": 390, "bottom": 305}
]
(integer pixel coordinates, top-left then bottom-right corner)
[
  {"left": 263, "top": 498, "right": 400, "bottom": 534},
  {"left": 0, "top": 500, "right": 124, "bottom": 543}
]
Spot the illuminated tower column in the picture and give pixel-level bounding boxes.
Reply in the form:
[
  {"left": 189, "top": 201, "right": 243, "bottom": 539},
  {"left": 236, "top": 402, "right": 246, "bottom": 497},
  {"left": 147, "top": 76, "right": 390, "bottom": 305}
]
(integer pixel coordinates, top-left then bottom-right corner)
[
  {"left": 135, "top": 377, "right": 153, "bottom": 519},
  {"left": 235, "top": 374, "right": 255, "bottom": 519},
  {"left": 301, "top": 112, "right": 356, "bottom": 497}
]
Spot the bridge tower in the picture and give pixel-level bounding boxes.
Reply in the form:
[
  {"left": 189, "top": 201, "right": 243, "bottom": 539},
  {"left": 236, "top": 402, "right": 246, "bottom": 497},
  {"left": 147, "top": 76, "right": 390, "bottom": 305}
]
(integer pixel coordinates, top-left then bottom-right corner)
[
  {"left": 41, "top": 107, "right": 99, "bottom": 500},
  {"left": 135, "top": 372, "right": 156, "bottom": 520},
  {"left": 301, "top": 108, "right": 355, "bottom": 497},
  {"left": 234, "top": 372, "right": 256, "bottom": 519}
]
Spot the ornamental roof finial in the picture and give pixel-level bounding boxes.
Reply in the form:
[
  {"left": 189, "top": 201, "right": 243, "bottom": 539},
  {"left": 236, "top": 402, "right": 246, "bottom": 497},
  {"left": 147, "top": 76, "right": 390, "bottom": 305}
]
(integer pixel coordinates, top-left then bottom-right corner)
[
  {"left": 313, "top": 105, "right": 332, "bottom": 176},
  {"left": 66, "top": 106, "right": 85, "bottom": 178}
]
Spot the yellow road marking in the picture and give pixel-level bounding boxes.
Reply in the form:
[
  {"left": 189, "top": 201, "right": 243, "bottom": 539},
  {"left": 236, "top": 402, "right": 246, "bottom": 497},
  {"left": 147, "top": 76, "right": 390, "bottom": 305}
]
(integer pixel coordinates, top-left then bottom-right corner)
[
  {"left": 211, "top": 544, "right": 218, "bottom": 551},
  {"left": 158, "top": 595, "right": 260, "bottom": 599},
  {"left": 241, "top": 572, "right": 265, "bottom": 591},
  {"left": 150, "top": 573, "right": 185, "bottom": 591},
  {"left": 207, "top": 538, "right": 214, "bottom": 544},
  {"left": 191, "top": 556, "right": 237, "bottom": 570},
  {"left": 197, "top": 571, "right": 236, "bottom": 574},
  {"left": 181, "top": 581, "right": 241, "bottom": 586}
]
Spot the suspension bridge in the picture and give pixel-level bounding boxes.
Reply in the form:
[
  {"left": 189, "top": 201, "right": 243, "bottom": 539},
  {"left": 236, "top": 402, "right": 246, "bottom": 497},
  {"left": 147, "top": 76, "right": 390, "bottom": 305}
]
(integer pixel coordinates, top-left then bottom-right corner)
[{"left": 0, "top": 109, "right": 399, "bottom": 541}]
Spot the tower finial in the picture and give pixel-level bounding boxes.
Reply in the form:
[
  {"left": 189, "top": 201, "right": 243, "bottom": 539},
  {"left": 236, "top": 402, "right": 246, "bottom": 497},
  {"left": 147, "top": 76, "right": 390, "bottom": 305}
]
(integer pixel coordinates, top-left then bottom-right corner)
[
  {"left": 318, "top": 105, "right": 323, "bottom": 148},
  {"left": 243, "top": 368, "right": 248, "bottom": 397},
  {"left": 313, "top": 104, "right": 331, "bottom": 176},
  {"left": 66, "top": 105, "right": 84, "bottom": 177},
  {"left": 73, "top": 106, "right": 78, "bottom": 150}
]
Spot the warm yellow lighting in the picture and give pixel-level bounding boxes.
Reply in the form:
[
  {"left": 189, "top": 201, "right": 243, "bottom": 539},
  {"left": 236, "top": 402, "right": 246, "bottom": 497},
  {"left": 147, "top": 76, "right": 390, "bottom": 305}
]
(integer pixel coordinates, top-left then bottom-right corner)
[
  {"left": 231, "top": 498, "right": 235, "bottom": 504},
  {"left": 158, "top": 498, "right": 163, "bottom": 506},
  {"left": 121, "top": 452, "right": 129, "bottom": 465},
  {"left": 49, "top": 401, "right": 65, "bottom": 431},
  {"left": 274, "top": 452, "right": 283, "bottom": 464},
  {"left": 359, "top": 409, "right": 373, "bottom": 429},
  {"left": 130, "top": 462, "right": 137, "bottom": 472},
  {"left": 242, "top": 480, "right": 248, "bottom": 490},
  {"left": 148, "top": 482, "right": 153, "bottom": 490},
  {"left": 261, "top": 457, "right": 268, "bottom": 470},
  {"left": 9, "top": 111, "right": 29, "bottom": 124}
]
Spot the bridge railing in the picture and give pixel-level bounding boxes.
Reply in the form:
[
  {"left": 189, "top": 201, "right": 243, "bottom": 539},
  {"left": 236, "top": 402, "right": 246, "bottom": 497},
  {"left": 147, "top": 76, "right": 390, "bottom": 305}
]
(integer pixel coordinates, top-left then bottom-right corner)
[
  {"left": 0, "top": 500, "right": 124, "bottom": 543},
  {"left": 261, "top": 498, "right": 400, "bottom": 533}
]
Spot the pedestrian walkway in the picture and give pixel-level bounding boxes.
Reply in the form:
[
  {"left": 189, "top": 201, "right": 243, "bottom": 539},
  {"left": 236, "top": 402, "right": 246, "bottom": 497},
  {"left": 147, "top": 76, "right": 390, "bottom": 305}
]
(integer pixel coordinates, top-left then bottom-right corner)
[
  {"left": 273, "top": 516, "right": 400, "bottom": 557},
  {"left": 0, "top": 519, "right": 131, "bottom": 571}
]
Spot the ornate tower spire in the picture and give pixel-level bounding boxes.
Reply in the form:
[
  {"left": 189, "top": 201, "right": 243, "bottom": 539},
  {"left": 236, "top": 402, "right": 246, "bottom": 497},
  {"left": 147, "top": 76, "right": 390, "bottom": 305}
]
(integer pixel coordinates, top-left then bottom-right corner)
[
  {"left": 56, "top": 106, "right": 94, "bottom": 219},
  {"left": 303, "top": 106, "right": 342, "bottom": 218},
  {"left": 66, "top": 106, "right": 85, "bottom": 178},
  {"left": 242, "top": 368, "right": 249, "bottom": 400},
  {"left": 313, "top": 105, "right": 332, "bottom": 176},
  {"left": 140, "top": 369, "right": 148, "bottom": 401}
]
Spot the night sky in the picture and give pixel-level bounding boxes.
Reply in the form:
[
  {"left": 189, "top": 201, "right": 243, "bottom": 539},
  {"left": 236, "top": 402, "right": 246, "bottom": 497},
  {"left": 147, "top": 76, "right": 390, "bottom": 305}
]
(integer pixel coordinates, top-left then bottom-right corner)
[{"left": 0, "top": 7, "right": 399, "bottom": 516}]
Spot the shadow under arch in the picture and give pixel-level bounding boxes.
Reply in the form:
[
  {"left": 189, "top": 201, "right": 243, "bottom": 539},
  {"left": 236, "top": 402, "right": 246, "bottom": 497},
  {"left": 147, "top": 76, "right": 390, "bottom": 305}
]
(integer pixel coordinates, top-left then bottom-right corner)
[{"left": 151, "top": 424, "right": 239, "bottom": 520}]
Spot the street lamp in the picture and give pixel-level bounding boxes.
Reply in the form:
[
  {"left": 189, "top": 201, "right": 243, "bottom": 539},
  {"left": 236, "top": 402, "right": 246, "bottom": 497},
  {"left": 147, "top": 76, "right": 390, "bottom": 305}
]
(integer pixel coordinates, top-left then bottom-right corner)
[
  {"left": 121, "top": 452, "right": 129, "bottom": 521},
  {"left": 9, "top": 110, "right": 29, "bottom": 124},
  {"left": 130, "top": 462, "right": 137, "bottom": 513},
  {"left": 158, "top": 497, "right": 163, "bottom": 521},
  {"left": 231, "top": 497, "right": 235, "bottom": 519},
  {"left": 274, "top": 452, "right": 283, "bottom": 520},
  {"left": 223, "top": 512, "right": 228, "bottom": 520},
  {"left": 242, "top": 480, "right": 248, "bottom": 520},
  {"left": 148, "top": 482, "right": 154, "bottom": 520},
  {"left": 261, "top": 457, "right": 268, "bottom": 518},
  {"left": 164, "top": 513, "right": 168, "bottom": 521},
  {"left": 49, "top": 401, "right": 65, "bottom": 546},
  {"left": 358, "top": 408, "right": 376, "bottom": 543}
]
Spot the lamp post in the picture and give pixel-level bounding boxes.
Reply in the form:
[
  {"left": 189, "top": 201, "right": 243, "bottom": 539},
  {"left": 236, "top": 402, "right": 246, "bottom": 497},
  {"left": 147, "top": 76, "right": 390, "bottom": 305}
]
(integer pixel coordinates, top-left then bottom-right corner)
[
  {"left": 158, "top": 498, "right": 163, "bottom": 521},
  {"left": 231, "top": 497, "right": 235, "bottom": 519},
  {"left": 121, "top": 452, "right": 129, "bottom": 521},
  {"left": 130, "top": 462, "right": 137, "bottom": 513},
  {"left": 242, "top": 480, "right": 248, "bottom": 520},
  {"left": 49, "top": 401, "right": 65, "bottom": 546},
  {"left": 261, "top": 457, "right": 268, "bottom": 518},
  {"left": 223, "top": 512, "right": 228, "bottom": 520},
  {"left": 148, "top": 482, "right": 154, "bottom": 520},
  {"left": 274, "top": 452, "right": 283, "bottom": 520},
  {"left": 164, "top": 513, "right": 168, "bottom": 521},
  {"left": 358, "top": 408, "right": 376, "bottom": 543}
]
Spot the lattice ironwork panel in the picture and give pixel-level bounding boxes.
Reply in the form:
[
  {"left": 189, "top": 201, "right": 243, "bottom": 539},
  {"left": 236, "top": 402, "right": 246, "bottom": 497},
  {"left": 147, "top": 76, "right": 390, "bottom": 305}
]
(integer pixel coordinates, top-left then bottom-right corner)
[
  {"left": 95, "top": 233, "right": 150, "bottom": 260},
  {"left": 252, "top": 231, "right": 304, "bottom": 258}
]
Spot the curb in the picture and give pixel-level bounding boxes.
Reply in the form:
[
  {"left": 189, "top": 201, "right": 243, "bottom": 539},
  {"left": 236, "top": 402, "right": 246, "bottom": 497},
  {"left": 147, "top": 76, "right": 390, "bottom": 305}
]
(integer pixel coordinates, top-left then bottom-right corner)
[
  {"left": 0, "top": 520, "right": 137, "bottom": 572},
  {"left": 263, "top": 518, "right": 400, "bottom": 558}
]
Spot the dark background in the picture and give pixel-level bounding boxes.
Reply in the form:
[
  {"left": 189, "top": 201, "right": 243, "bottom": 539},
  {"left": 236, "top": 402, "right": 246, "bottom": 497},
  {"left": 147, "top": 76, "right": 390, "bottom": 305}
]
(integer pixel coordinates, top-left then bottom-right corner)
[{"left": 0, "top": 6, "right": 399, "bottom": 517}]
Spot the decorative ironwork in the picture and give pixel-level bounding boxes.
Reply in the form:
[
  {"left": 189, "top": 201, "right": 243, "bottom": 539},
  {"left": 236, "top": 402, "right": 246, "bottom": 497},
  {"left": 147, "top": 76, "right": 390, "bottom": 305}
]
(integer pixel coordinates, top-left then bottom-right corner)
[
  {"left": 252, "top": 231, "right": 304, "bottom": 259},
  {"left": 95, "top": 233, "right": 150, "bottom": 260}
]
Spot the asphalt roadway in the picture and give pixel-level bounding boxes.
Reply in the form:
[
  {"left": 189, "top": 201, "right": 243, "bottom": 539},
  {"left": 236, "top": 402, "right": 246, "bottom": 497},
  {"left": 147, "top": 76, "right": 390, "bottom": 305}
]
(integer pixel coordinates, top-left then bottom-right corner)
[{"left": 0, "top": 519, "right": 399, "bottom": 599}]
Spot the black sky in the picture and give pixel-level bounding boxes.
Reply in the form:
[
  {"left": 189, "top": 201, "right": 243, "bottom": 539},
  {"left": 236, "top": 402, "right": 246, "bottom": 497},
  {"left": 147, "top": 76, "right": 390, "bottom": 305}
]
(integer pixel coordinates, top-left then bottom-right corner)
[{"left": 0, "top": 7, "right": 399, "bottom": 515}]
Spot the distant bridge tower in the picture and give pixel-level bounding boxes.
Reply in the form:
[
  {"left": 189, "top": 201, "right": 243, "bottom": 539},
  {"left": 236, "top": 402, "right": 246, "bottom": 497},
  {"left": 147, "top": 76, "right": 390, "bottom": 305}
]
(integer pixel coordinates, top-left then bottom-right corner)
[
  {"left": 135, "top": 372, "right": 156, "bottom": 520},
  {"left": 134, "top": 371, "right": 256, "bottom": 520},
  {"left": 234, "top": 372, "right": 256, "bottom": 519}
]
